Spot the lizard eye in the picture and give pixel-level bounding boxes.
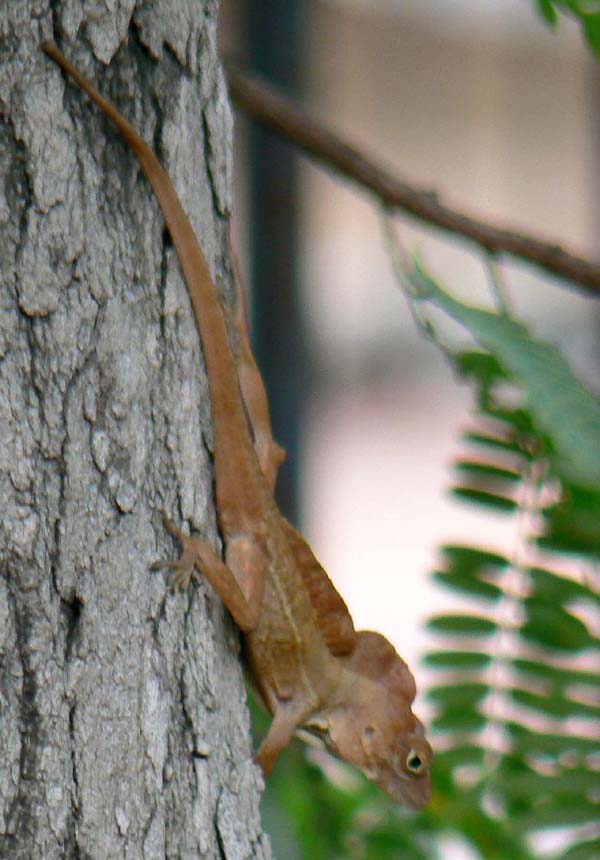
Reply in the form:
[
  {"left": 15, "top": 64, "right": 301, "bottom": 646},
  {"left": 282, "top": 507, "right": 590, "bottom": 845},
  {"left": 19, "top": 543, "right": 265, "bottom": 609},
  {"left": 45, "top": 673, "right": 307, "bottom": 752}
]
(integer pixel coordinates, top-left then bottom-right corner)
[{"left": 406, "top": 749, "right": 425, "bottom": 774}]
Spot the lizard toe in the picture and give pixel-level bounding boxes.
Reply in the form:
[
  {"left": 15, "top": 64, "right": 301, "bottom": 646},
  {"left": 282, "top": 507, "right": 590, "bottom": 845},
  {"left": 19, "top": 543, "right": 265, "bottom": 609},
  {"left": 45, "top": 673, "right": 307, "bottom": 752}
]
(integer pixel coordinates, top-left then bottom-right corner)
[
  {"left": 149, "top": 557, "right": 195, "bottom": 590},
  {"left": 167, "top": 561, "right": 196, "bottom": 591}
]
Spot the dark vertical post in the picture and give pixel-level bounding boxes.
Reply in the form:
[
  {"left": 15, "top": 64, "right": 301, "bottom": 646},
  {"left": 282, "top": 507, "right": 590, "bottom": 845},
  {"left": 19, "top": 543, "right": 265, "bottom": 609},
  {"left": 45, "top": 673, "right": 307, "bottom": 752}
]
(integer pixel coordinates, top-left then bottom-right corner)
[
  {"left": 247, "top": 0, "right": 306, "bottom": 523},
  {"left": 589, "top": 62, "right": 600, "bottom": 370}
]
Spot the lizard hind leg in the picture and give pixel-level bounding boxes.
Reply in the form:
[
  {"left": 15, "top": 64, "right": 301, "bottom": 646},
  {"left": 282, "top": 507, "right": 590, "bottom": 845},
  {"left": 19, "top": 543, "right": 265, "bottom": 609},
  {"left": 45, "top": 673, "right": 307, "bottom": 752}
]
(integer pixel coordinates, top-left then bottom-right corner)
[{"left": 230, "top": 250, "right": 285, "bottom": 493}]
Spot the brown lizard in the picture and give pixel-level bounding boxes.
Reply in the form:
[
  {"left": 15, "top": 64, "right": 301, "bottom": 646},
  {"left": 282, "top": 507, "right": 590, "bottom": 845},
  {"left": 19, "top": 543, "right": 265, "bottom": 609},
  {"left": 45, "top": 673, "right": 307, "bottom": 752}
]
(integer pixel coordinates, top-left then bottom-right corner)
[{"left": 42, "top": 40, "right": 432, "bottom": 809}]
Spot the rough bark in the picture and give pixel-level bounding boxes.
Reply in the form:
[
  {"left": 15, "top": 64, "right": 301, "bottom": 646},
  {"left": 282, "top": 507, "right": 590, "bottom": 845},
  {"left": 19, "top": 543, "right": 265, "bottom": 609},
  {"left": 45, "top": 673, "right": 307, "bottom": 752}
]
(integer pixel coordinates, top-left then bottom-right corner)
[{"left": 0, "top": 3, "right": 269, "bottom": 859}]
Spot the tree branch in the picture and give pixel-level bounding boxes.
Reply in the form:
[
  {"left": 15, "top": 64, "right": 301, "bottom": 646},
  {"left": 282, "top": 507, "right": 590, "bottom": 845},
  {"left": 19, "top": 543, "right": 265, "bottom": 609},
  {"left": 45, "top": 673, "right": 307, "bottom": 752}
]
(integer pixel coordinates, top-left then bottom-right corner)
[{"left": 225, "top": 62, "right": 600, "bottom": 298}]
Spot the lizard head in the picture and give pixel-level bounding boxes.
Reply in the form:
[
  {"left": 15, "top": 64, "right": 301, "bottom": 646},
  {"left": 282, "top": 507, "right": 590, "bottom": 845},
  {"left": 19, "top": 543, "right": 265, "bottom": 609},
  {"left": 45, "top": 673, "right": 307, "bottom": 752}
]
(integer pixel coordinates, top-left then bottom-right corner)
[
  {"left": 304, "top": 631, "right": 433, "bottom": 809},
  {"left": 312, "top": 700, "right": 433, "bottom": 809},
  {"left": 353, "top": 714, "right": 432, "bottom": 809}
]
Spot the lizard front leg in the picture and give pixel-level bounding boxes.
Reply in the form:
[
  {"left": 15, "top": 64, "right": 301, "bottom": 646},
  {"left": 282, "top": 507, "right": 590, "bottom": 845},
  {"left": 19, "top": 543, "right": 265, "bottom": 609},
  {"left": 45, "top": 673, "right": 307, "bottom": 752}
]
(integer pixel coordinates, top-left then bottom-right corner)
[
  {"left": 255, "top": 702, "right": 313, "bottom": 776},
  {"left": 156, "top": 515, "right": 265, "bottom": 633}
]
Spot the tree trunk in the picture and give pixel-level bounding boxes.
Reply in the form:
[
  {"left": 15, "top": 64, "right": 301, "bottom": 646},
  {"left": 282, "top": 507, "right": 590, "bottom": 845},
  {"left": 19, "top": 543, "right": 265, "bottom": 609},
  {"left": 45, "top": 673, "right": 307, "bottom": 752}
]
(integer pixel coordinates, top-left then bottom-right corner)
[{"left": 0, "top": 3, "right": 269, "bottom": 858}]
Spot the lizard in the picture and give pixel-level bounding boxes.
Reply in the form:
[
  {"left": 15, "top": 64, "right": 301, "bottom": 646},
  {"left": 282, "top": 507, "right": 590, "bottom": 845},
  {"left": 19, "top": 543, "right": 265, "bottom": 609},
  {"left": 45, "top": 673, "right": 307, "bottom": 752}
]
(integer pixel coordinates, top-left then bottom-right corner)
[{"left": 42, "top": 40, "right": 432, "bottom": 809}]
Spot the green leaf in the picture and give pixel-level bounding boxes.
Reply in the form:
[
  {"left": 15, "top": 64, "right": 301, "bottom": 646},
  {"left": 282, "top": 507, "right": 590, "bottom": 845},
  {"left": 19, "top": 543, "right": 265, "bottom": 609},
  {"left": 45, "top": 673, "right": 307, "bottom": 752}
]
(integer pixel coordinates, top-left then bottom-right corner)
[
  {"left": 517, "top": 800, "right": 600, "bottom": 830},
  {"left": 442, "top": 794, "right": 532, "bottom": 860},
  {"left": 527, "top": 565, "right": 598, "bottom": 605},
  {"left": 410, "top": 260, "right": 600, "bottom": 488},
  {"left": 509, "top": 687, "right": 572, "bottom": 718},
  {"left": 562, "top": 838, "right": 600, "bottom": 860},
  {"left": 455, "top": 350, "right": 506, "bottom": 384},
  {"left": 463, "top": 429, "right": 531, "bottom": 460},
  {"left": 427, "top": 682, "right": 489, "bottom": 709},
  {"left": 454, "top": 460, "right": 521, "bottom": 484},
  {"left": 536, "top": 0, "right": 558, "bottom": 25},
  {"left": 433, "top": 745, "right": 486, "bottom": 770},
  {"left": 521, "top": 599, "right": 591, "bottom": 651},
  {"left": 441, "top": 545, "right": 509, "bottom": 572},
  {"left": 583, "top": 13, "right": 600, "bottom": 53},
  {"left": 512, "top": 658, "right": 600, "bottom": 690},
  {"left": 540, "top": 480, "right": 600, "bottom": 558},
  {"left": 427, "top": 614, "right": 496, "bottom": 636},
  {"left": 508, "top": 687, "right": 600, "bottom": 720},
  {"left": 433, "top": 571, "right": 503, "bottom": 601},
  {"left": 507, "top": 721, "right": 598, "bottom": 756},
  {"left": 432, "top": 709, "right": 487, "bottom": 732},
  {"left": 363, "top": 817, "right": 432, "bottom": 860},
  {"left": 451, "top": 486, "right": 518, "bottom": 512},
  {"left": 424, "top": 650, "right": 492, "bottom": 670},
  {"left": 497, "top": 766, "right": 600, "bottom": 799}
]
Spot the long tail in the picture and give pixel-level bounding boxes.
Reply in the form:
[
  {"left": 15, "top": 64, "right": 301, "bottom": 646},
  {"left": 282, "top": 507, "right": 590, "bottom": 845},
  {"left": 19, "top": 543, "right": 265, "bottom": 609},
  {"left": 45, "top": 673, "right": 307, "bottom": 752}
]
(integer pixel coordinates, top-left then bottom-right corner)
[{"left": 42, "top": 41, "right": 257, "bottom": 489}]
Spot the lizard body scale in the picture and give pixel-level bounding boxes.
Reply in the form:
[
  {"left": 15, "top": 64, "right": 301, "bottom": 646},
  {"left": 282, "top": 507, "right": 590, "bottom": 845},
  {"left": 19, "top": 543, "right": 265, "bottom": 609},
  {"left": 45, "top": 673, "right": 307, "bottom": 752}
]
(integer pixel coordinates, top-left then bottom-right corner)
[{"left": 42, "top": 40, "right": 432, "bottom": 808}]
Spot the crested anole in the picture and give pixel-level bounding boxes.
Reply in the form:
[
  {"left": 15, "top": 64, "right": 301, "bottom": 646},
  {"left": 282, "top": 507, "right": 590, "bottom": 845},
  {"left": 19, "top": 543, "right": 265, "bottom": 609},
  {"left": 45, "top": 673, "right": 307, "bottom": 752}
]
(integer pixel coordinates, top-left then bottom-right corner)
[{"left": 42, "top": 41, "right": 432, "bottom": 809}]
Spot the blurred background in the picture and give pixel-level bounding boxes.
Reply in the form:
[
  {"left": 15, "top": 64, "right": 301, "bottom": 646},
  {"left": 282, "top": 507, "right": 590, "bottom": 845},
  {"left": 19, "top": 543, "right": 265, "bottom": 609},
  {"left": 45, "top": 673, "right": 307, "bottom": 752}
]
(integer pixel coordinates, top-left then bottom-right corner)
[
  {"left": 218, "top": 3, "right": 600, "bottom": 857},
  {"left": 219, "top": 0, "right": 598, "bottom": 673}
]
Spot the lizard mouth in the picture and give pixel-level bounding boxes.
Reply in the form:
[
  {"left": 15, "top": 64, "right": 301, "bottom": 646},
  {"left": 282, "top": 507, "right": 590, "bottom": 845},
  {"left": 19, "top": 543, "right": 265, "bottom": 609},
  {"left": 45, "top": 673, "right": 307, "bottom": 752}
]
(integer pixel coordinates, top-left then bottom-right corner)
[
  {"left": 384, "top": 770, "right": 431, "bottom": 809},
  {"left": 296, "top": 723, "right": 335, "bottom": 753}
]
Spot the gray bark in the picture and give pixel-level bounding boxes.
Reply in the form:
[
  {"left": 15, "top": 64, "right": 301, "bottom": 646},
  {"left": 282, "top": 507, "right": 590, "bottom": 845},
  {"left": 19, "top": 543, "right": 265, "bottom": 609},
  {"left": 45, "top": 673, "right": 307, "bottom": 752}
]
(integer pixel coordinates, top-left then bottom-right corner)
[{"left": 0, "top": 3, "right": 270, "bottom": 858}]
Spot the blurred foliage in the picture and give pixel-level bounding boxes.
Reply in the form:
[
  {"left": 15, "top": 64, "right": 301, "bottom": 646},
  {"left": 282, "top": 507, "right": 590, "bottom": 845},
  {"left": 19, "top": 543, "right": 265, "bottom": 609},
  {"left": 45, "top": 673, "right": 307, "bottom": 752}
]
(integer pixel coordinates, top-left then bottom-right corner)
[
  {"left": 534, "top": 0, "right": 600, "bottom": 53},
  {"left": 251, "top": 257, "right": 600, "bottom": 859},
  {"left": 420, "top": 345, "right": 600, "bottom": 860},
  {"left": 250, "top": 6, "right": 600, "bottom": 854},
  {"left": 408, "top": 259, "right": 600, "bottom": 489}
]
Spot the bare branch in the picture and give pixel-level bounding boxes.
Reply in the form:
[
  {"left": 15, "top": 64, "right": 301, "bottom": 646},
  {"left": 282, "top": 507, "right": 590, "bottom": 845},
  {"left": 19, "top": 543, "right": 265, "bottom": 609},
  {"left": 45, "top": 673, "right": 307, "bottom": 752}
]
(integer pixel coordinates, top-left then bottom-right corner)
[{"left": 225, "top": 62, "right": 600, "bottom": 298}]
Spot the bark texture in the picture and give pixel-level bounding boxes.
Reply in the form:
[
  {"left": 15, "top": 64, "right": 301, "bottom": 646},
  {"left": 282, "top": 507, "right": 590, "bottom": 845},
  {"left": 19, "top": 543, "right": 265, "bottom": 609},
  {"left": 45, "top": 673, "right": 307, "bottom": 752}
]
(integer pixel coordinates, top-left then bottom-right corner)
[{"left": 0, "top": 3, "right": 269, "bottom": 858}]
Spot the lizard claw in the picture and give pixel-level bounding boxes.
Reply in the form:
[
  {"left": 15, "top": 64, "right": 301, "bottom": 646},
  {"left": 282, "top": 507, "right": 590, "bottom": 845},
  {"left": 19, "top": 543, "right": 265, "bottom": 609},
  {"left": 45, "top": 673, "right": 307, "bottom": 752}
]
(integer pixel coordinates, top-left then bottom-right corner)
[
  {"left": 151, "top": 512, "right": 197, "bottom": 591},
  {"left": 149, "top": 557, "right": 196, "bottom": 590},
  {"left": 160, "top": 512, "right": 185, "bottom": 541},
  {"left": 167, "top": 559, "right": 196, "bottom": 591}
]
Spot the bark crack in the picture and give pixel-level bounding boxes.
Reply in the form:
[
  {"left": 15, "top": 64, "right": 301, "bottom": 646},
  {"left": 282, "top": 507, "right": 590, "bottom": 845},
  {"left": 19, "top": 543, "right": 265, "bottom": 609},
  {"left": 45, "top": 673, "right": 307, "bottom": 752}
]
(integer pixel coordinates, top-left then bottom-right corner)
[
  {"left": 200, "top": 108, "right": 221, "bottom": 225},
  {"left": 67, "top": 703, "right": 82, "bottom": 859},
  {"left": 214, "top": 788, "right": 228, "bottom": 860},
  {"left": 13, "top": 139, "right": 33, "bottom": 274},
  {"left": 1, "top": 592, "right": 42, "bottom": 854}
]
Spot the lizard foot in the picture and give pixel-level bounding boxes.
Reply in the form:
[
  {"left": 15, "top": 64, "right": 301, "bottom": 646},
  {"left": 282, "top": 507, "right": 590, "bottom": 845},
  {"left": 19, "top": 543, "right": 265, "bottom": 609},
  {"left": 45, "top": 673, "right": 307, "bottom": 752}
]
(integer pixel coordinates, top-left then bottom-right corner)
[
  {"left": 152, "top": 513, "right": 260, "bottom": 631},
  {"left": 150, "top": 513, "right": 198, "bottom": 591}
]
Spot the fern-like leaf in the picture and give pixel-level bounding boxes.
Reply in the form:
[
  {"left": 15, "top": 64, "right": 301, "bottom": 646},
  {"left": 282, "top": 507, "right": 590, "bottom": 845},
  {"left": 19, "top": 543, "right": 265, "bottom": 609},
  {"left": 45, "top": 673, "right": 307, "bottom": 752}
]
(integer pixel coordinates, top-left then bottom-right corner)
[{"left": 425, "top": 347, "right": 600, "bottom": 860}]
